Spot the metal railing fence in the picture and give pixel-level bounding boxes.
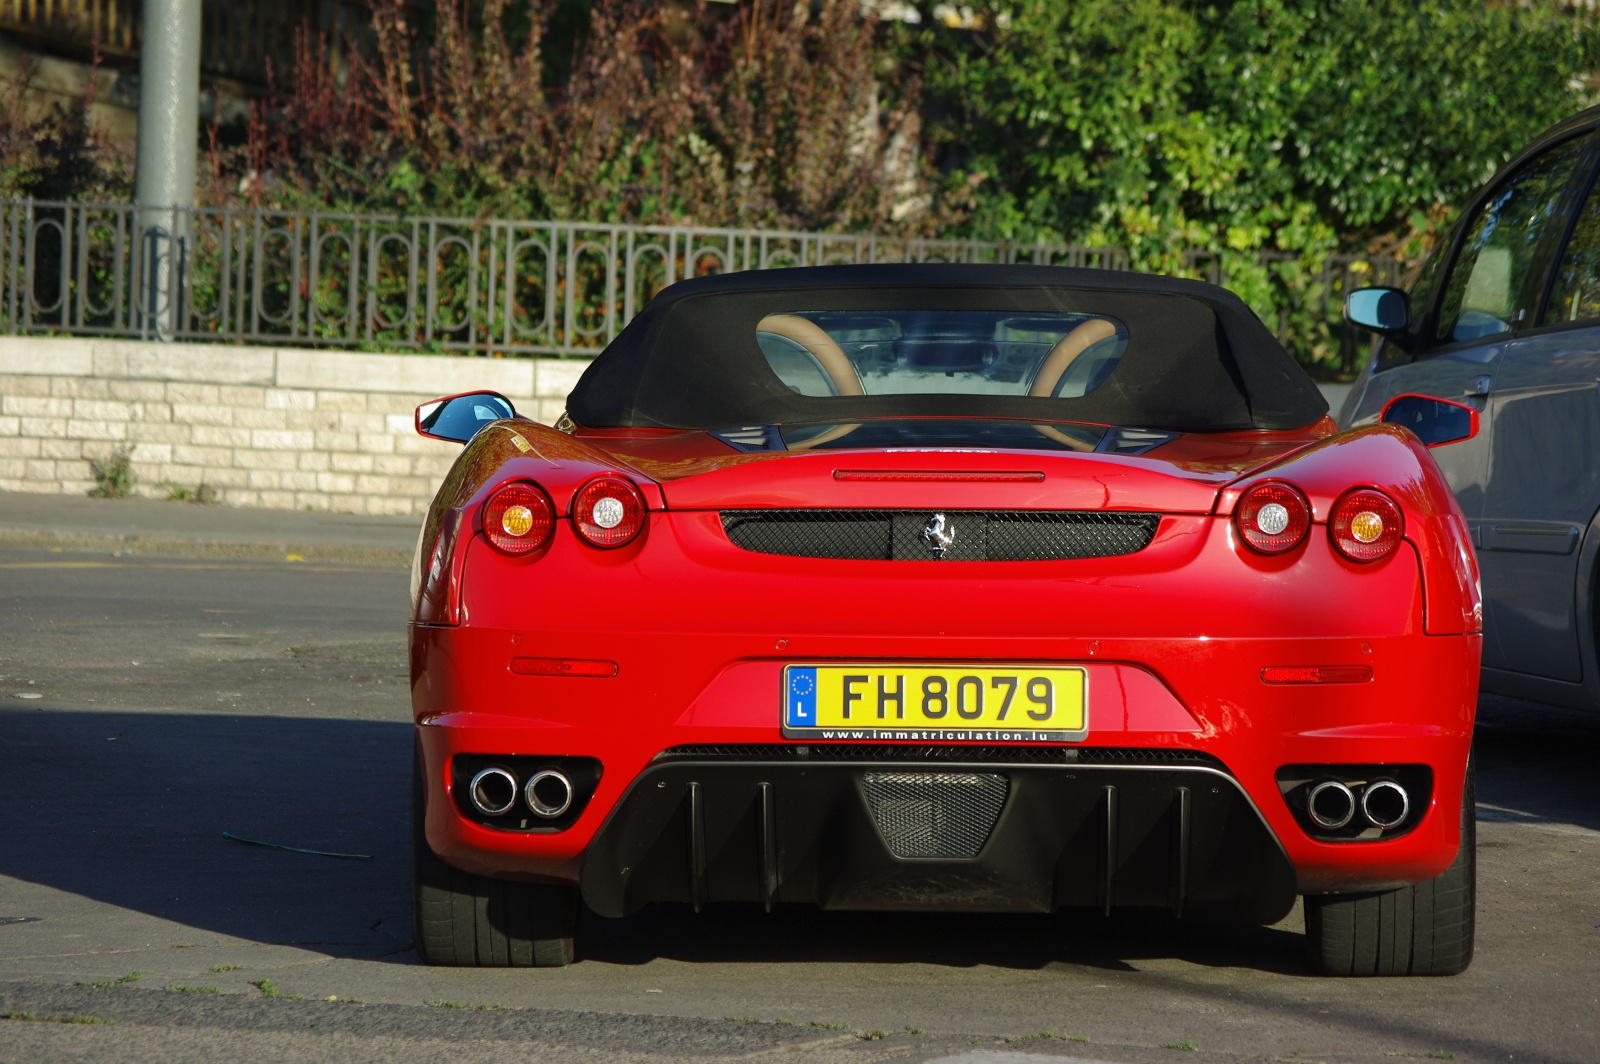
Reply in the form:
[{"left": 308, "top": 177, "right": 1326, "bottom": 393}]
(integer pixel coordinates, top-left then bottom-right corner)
[{"left": 0, "top": 200, "right": 1414, "bottom": 372}]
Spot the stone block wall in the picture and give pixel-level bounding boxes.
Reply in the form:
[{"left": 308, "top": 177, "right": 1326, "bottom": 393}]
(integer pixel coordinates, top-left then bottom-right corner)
[{"left": 0, "top": 339, "right": 592, "bottom": 516}]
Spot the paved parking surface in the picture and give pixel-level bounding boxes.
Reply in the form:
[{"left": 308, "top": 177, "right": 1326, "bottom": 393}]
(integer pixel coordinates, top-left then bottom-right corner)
[{"left": 1, "top": 547, "right": 1597, "bottom": 1063}]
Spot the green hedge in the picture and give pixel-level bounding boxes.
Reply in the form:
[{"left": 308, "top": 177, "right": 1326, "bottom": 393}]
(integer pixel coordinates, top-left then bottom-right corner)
[{"left": 910, "top": 0, "right": 1599, "bottom": 256}]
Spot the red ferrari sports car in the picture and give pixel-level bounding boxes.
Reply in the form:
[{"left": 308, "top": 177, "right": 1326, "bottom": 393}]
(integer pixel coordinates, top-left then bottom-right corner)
[{"left": 408, "top": 265, "right": 1482, "bottom": 976}]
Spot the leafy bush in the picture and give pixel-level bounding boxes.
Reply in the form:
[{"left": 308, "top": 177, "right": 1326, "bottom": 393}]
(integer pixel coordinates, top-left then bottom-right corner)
[
  {"left": 214, "top": 0, "right": 939, "bottom": 233},
  {"left": 893, "top": 0, "right": 1599, "bottom": 372},
  {"left": 906, "top": 0, "right": 1600, "bottom": 266}
]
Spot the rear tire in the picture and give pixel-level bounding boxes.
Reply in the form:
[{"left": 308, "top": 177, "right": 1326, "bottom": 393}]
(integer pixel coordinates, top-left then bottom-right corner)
[
  {"left": 412, "top": 743, "right": 578, "bottom": 967},
  {"left": 1304, "top": 760, "right": 1475, "bottom": 977}
]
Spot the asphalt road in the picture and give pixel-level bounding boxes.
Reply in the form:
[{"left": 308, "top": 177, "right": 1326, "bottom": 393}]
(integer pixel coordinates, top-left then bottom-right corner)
[{"left": 1, "top": 546, "right": 1598, "bottom": 1064}]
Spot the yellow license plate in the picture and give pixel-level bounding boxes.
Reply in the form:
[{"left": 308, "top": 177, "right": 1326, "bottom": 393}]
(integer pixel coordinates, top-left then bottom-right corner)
[{"left": 782, "top": 664, "right": 1087, "bottom": 742}]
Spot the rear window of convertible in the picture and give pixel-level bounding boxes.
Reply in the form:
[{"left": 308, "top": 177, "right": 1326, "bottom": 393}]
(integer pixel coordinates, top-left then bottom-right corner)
[
  {"left": 756, "top": 311, "right": 1128, "bottom": 400},
  {"left": 562, "top": 268, "right": 1331, "bottom": 433}
]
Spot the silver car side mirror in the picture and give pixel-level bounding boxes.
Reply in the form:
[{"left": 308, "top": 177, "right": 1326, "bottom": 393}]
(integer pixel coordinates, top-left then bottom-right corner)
[
  {"left": 415, "top": 391, "right": 517, "bottom": 444},
  {"left": 1346, "top": 286, "right": 1410, "bottom": 333}
]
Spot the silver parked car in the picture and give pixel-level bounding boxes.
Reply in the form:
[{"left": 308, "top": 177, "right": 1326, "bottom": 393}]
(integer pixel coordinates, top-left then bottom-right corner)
[{"left": 1343, "top": 106, "right": 1600, "bottom": 712}]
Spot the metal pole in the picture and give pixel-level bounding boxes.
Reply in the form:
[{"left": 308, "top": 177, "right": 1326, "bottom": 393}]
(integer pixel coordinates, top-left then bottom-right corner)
[{"left": 134, "top": 0, "right": 201, "bottom": 340}]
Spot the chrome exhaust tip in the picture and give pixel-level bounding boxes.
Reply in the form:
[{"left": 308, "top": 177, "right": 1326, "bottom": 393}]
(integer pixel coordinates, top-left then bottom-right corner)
[
  {"left": 1361, "top": 779, "right": 1410, "bottom": 830},
  {"left": 525, "top": 769, "right": 574, "bottom": 819},
  {"left": 467, "top": 767, "right": 519, "bottom": 817},
  {"left": 1307, "top": 779, "right": 1357, "bottom": 830}
]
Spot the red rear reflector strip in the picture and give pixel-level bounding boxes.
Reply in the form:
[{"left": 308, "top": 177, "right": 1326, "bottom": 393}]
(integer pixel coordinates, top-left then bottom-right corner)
[
  {"left": 1261, "top": 666, "right": 1373, "bottom": 684},
  {"left": 510, "top": 657, "right": 619, "bottom": 678},
  {"left": 833, "top": 470, "right": 1045, "bottom": 482}
]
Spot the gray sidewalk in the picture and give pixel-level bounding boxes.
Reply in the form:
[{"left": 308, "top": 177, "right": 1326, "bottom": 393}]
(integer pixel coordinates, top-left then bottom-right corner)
[{"left": 0, "top": 491, "right": 420, "bottom": 566}]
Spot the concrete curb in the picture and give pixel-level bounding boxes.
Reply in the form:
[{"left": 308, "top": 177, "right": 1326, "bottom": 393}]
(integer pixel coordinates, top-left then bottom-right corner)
[{"left": 0, "top": 528, "right": 413, "bottom": 567}]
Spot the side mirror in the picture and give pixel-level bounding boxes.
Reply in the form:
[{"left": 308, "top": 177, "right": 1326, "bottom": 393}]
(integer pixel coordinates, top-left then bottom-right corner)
[
  {"left": 1380, "top": 393, "right": 1479, "bottom": 447},
  {"left": 1346, "top": 286, "right": 1410, "bottom": 332},
  {"left": 415, "top": 391, "right": 518, "bottom": 443}
]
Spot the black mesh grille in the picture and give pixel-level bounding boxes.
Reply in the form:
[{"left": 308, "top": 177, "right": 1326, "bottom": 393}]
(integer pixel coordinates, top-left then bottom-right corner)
[
  {"left": 656, "top": 744, "right": 1222, "bottom": 768},
  {"left": 720, "top": 509, "right": 1160, "bottom": 562},
  {"left": 1070, "top": 747, "right": 1221, "bottom": 765},
  {"left": 862, "top": 771, "right": 1009, "bottom": 858}
]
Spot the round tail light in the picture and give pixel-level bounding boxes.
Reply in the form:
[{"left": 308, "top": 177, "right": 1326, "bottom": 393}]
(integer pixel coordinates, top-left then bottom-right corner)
[
  {"left": 1234, "top": 481, "right": 1311, "bottom": 555},
  {"left": 1330, "top": 488, "right": 1404, "bottom": 562},
  {"left": 482, "top": 483, "right": 555, "bottom": 555},
  {"left": 571, "top": 475, "right": 647, "bottom": 548}
]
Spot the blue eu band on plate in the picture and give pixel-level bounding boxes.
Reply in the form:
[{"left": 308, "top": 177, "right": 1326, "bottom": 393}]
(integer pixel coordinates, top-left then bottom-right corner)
[{"left": 782, "top": 664, "right": 1088, "bottom": 742}]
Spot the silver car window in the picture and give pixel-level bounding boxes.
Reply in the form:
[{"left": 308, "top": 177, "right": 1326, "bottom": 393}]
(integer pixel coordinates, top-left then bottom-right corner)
[
  {"left": 1435, "top": 136, "right": 1589, "bottom": 344},
  {"left": 1547, "top": 169, "right": 1600, "bottom": 323}
]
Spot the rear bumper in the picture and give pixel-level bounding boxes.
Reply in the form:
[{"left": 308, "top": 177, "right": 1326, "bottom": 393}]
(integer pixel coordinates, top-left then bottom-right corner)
[
  {"left": 413, "top": 513, "right": 1480, "bottom": 906},
  {"left": 415, "top": 640, "right": 1476, "bottom": 902},
  {"left": 577, "top": 752, "right": 1298, "bottom": 923}
]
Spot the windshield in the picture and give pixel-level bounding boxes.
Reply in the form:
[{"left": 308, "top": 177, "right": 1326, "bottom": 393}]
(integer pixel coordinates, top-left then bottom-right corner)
[{"left": 756, "top": 310, "right": 1128, "bottom": 400}]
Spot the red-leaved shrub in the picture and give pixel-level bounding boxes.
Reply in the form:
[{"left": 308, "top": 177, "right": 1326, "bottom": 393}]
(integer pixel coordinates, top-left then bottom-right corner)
[{"left": 212, "top": 0, "right": 941, "bottom": 234}]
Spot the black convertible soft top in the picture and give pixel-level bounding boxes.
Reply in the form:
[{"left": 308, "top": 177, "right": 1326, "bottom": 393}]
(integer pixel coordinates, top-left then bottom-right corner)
[{"left": 566, "top": 264, "right": 1328, "bottom": 433}]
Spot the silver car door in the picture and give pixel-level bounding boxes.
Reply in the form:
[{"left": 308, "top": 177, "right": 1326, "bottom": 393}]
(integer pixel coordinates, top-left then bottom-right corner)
[{"left": 1480, "top": 154, "right": 1600, "bottom": 683}]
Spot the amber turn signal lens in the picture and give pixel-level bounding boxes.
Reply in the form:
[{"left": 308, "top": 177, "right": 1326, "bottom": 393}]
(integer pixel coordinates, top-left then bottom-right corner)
[
  {"left": 482, "top": 483, "right": 555, "bottom": 555},
  {"left": 1330, "top": 489, "right": 1404, "bottom": 562},
  {"left": 571, "top": 475, "right": 647, "bottom": 548},
  {"left": 1234, "top": 482, "right": 1311, "bottom": 555},
  {"left": 501, "top": 505, "right": 534, "bottom": 536}
]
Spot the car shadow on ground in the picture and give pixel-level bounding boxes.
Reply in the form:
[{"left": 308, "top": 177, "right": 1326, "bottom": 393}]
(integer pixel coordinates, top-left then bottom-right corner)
[
  {"left": 3, "top": 697, "right": 1591, "bottom": 977},
  {"left": 577, "top": 902, "right": 1310, "bottom": 974},
  {"left": 1474, "top": 695, "right": 1600, "bottom": 831},
  {"left": 0, "top": 708, "right": 416, "bottom": 961}
]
